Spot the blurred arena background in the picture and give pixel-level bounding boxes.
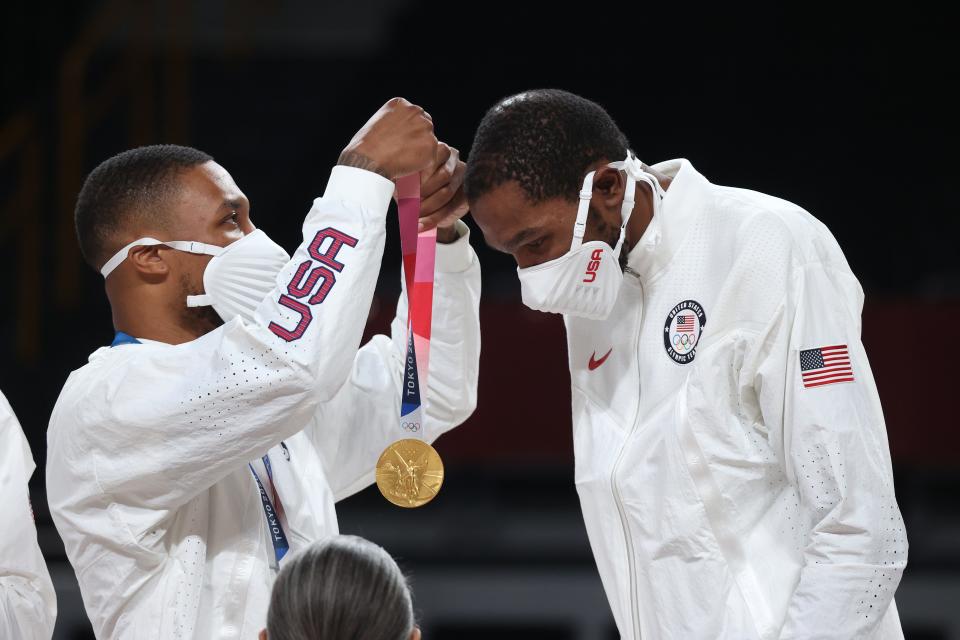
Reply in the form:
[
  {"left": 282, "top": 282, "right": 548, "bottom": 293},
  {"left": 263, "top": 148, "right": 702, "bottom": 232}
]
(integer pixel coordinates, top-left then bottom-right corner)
[{"left": 1, "top": 1, "right": 957, "bottom": 638}]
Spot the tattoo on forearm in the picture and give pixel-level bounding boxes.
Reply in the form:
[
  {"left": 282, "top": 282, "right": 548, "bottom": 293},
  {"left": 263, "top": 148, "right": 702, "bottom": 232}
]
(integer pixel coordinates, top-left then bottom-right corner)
[{"left": 337, "top": 150, "right": 388, "bottom": 179}]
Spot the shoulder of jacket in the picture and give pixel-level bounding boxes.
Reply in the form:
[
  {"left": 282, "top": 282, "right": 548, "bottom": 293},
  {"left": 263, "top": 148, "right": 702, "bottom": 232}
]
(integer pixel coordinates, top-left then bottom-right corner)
[
  {"left": 713, "top": 186, "right": 851, "bottom": 274},
  {"left": 48, "top": 347, "right": 140, "bottom": 440}
]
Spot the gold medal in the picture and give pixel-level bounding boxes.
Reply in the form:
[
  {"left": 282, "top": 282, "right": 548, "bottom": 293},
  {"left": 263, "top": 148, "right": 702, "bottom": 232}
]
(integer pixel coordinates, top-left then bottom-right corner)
[{"left": 375, "top": 439, "right": 444, "bottom": 508}]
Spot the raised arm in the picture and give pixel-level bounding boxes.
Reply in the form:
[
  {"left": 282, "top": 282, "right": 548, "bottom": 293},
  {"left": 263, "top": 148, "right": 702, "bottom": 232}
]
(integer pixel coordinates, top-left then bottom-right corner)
[
  {"left": 307, "top": 217, "right": 481, "bottom": 500},
  {"left": 49, "top": 99, "right": 443, "bottom": 514}
]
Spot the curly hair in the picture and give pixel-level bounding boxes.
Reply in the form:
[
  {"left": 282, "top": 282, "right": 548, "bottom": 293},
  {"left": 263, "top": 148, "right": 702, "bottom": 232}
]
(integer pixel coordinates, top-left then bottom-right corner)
[{"left": 464, "top": 89, "right": 631, "bottom": 204}]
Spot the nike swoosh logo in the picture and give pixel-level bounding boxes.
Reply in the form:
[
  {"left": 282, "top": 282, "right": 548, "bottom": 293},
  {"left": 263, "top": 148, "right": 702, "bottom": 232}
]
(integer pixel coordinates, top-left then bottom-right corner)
[{"left": 588, "top": 349, "right": 613, "bottom": 371}]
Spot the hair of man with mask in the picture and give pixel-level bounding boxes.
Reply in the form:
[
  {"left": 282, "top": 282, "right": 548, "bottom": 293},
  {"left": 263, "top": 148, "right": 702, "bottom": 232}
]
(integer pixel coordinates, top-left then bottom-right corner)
[
  {"left": 464, "top": 89, "right": 670, "bottom": 272},
  {"left": 464, "top": 89, "right": 630, "bottom": 203},
  {"left": 75, "top": 144, "right": 214, "bottom": 270}
]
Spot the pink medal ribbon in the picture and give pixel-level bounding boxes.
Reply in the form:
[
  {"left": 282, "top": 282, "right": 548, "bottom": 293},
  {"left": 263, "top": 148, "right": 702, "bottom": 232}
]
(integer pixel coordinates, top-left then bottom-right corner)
[{"left": 396, "top": 174, "right": 435, "bottom": 436}]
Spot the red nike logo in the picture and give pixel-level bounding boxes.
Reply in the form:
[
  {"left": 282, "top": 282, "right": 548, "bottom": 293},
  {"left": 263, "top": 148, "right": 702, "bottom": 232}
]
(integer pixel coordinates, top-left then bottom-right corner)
[{"left": 588, "top": 349, "right": 612, "bottom": 371}]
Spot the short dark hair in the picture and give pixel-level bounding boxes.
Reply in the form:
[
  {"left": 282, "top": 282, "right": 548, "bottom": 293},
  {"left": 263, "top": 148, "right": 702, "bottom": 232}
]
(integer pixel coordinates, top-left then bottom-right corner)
[
  {"left": 266, "top": 535, "right": 414, "bottom": 640},
  {"left": 75, "top": 144, "right": 213, "bottom": 269},
  {"left": 464, "top": 89, "right": 631, "bottom": 205}
]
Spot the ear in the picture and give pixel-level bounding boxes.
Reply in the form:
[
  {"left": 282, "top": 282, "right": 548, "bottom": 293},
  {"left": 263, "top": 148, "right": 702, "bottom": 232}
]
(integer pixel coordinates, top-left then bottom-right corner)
[
  {"left": 410, "top": 626, "right": 422, "bottom": 640},
  {"left": 258, "top": 629, "right": 268, "bottom": 640},
  {"left": 128, "top": 245, "right": 170, "bottom": 276},
  {"left": 591, "top": 166, "right": 628, "bottom": 218}
]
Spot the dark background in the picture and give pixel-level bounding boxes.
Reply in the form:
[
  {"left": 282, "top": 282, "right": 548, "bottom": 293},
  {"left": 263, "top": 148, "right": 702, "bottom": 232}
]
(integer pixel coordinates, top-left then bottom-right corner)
[{"left": 2, "top": 1, "right": 958, "bottom": 638}]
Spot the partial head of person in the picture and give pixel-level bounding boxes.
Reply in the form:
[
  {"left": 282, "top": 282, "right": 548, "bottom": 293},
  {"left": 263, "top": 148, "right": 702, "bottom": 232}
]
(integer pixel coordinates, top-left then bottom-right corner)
[
  {"left": 75, "top": 144, "right": 289, "bottom": 343},
  {"left": 260, "top": 535, "right": 420, "bottom": 640},
  {"left": 464, "top": 89, "right": 670, "bottom": 320}
]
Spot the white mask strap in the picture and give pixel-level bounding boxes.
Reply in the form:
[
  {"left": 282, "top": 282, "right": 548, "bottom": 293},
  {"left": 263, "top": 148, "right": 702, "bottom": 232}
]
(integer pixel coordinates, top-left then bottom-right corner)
[
  {"left": 186, "top": 294, "right": 212, "bottom": 307},
  {"left": 100, "top": 238, "right": 225, "bottom": 278},
  {"left": 620, "top": 174, "right": 637, "bottom": 224},
  {"left": 100, "top": 238, "right": 162, "bottom": 278},
  {"left": 610, "top": 152, "right": 665, "bottom": 197},
  {"left": 570, "top": 170, "right": 596, "bottom": 251},
  {"left": 607, "top": 151, "right": 665, "bottom": 254},
  {"left": 612, "top": 173, "right": 637, "bottom": 256},
  {"left": 569, "top": 152, "right": 664, "bottom": 255}
]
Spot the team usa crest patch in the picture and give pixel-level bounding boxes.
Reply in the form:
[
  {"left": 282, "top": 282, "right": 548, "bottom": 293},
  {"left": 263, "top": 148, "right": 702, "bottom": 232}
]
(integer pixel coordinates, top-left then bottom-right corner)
[
  {"left": 799, "top": 345, "right": 855, "bottom": 388},
  {"left": 663, "top": 300, "right": 706, "bottom": 364}
]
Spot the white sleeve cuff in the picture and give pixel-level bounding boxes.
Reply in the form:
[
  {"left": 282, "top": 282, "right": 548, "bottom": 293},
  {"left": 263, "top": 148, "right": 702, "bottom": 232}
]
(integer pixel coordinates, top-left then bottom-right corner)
[
  {"left": 435, "top": 220, "right": 475, "bottom": 273},
  {"left": 321, "top": 165, "right": 395, "bottom": 214}
]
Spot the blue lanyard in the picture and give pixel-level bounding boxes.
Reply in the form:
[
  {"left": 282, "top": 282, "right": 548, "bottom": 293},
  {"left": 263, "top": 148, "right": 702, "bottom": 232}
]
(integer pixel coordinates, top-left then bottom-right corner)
[
  {"left": 111, "top": 332, "right": 289, "bottom": 565},
  {"left": 249, "top": 456, "right": 290, "bottom": 566},
  {"left": 111, "top": 331, "right": 141, "bottom": 346}
]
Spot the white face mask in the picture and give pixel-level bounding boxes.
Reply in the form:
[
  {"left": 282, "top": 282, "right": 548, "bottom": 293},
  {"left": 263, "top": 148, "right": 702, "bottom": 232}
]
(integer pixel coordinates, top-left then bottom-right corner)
[
  {"left": 100, "top": 229, "right": 290, "bottom": 323},
  {"left": 516, "top": 152, "right": 665, "bottom": 320}
]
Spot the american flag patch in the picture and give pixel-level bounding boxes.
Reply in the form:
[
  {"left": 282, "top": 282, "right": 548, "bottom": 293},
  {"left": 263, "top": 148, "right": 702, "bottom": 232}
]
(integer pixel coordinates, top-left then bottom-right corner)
[
  {"left": 799, "top": 345, "right": 854, "bottom": 388},
  {"left": 676, "top": 314, "right": 695, "bottom": 333}
]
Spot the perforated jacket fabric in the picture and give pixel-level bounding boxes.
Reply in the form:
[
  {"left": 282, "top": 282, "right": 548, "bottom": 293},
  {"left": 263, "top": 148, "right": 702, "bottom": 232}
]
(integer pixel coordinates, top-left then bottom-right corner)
[
  {"left": 565, "top": 159, "right": 906, "bottom": 639},
  {"left": 46, "top": 167, "right": 481, "bottom": 639},
  {"left": 1, "top": 392, "right": 57, "bottom": 640}
]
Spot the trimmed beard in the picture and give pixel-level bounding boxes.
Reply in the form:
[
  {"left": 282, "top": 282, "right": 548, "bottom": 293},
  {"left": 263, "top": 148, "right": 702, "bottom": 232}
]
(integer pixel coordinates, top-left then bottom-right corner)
[
  {"left": 178, "top": 272, "right": 224, "bottom": 335},
  {"left": 586, "top": 204, "right": 626, "bottom": 270}
]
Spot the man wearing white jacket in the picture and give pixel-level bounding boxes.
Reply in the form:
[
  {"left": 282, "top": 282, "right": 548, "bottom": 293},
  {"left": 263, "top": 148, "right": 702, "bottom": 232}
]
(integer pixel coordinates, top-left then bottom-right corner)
[
  {"left": 47, "top": 98, "right": 481, "bottom": 639},
  {"left": 1, "top": 392, "right": 57, "bottom": 640},
  {"left": 465, "top": 89, "right": 906, "bottom": 639}
]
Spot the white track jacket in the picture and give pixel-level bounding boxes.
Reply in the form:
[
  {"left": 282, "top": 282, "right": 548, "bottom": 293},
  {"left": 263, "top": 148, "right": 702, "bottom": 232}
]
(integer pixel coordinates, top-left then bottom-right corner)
[
  {"left": 46, "top": 167, "right": 481, "bottom": 639},
  {"left": 1, "top": 392, "right": 57, "bottom": 640},
  {"left": 566, "top": 160, "right": 906, "bottom": 639}
]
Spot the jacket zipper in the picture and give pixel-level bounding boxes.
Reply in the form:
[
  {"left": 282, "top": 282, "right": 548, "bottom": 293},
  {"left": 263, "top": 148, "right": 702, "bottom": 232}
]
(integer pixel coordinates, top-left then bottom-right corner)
[{"left": 609, "top": 267, "right": 645, "bottom": 639}]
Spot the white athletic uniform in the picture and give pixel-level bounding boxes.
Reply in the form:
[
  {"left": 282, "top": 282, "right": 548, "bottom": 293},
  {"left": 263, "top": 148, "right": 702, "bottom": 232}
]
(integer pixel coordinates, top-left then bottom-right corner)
[
  {"left": 566, "top": 159, "right": 906, "bottom": 639},
  {"left": 47, "top": 167, "right": 481, "bottom": 639},
  {"left": 1, "top": 392, "right": 57, "bottom": 640}
]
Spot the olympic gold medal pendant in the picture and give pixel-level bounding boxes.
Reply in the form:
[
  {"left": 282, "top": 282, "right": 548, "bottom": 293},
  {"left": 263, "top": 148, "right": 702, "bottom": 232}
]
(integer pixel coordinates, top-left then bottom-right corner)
[{"left": 375, "top": 439, "right": 444, "bottom": 508}]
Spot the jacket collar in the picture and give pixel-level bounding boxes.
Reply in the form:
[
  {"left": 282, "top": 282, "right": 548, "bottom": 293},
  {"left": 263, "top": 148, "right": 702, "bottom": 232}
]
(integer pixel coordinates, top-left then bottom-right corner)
[{"left": 626, "top": 158, "right": 711, "bottom": 281}]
